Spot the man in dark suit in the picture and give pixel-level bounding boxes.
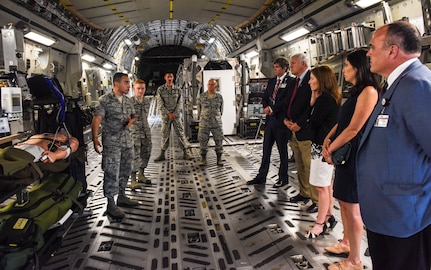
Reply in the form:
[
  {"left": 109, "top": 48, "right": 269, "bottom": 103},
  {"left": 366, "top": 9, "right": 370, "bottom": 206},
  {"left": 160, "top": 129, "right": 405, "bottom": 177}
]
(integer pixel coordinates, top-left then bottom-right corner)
[
  {"left": 284, "top": 53, "right": 318, "bottom": 213},
  {"left": 247, "top": 57, "right": 295, "bottom": 188},
  {"left": 357, "top": 21, "right": 431, "bottom": 270}
]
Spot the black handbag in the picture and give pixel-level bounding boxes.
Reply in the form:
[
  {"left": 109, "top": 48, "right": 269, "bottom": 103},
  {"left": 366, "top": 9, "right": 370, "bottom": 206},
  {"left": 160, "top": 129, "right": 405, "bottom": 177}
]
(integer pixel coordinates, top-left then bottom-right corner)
[{"left": 332, "top": 142, "right": 352, "bottom": 165}]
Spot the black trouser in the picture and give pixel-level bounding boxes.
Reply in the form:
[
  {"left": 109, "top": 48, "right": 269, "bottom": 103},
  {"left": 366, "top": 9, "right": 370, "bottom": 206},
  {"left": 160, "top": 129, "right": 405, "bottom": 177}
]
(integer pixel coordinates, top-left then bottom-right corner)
[
  {"left": 257, "top": 122, "right": 289, "bottom": 182},
  {"left": 367, "top": 224, "right": 431, "bottom": 270}
]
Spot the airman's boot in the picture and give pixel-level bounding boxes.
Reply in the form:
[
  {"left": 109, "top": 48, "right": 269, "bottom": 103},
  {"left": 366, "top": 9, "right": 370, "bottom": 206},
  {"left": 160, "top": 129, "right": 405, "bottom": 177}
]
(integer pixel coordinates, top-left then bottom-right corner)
[
  {"left": 216, "top": 153, "right": 224, "bottom": 166},
  {"left": 154, "top": 150, "right": 166, "bottom": 162},
  {"left": 129, "top": 172, "right": 141, "bottom": 190},
  {"left": 137, "top": 168, "right": 151, "bottom": 184},
  {"left": 183, "top": 149, "right": 193, "bottom": 160},
  {"left": 199, "top": 154, "right": 207, "bottom": 166},
  {"left": 107, "top": 197, "right": 125, "bottom": 219},
  {"left": 117, "top": 192, "right": 139, "bottom": 207}
]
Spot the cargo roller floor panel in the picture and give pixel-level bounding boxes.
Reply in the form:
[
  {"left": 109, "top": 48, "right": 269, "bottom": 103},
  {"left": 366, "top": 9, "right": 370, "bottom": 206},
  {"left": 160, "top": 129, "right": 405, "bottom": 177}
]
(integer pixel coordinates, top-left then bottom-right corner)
[{"left": 41, "top": 117, "right": 372, "bottom": 270}]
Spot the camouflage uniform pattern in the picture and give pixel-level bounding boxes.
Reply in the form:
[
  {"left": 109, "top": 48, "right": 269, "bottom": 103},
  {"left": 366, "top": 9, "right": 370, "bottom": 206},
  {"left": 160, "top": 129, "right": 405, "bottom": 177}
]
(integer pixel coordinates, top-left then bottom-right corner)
[
  {"left": 94, "top": 91, "right": 135, "bottom": 198},
  {"left": 130, "top": 96, "right": 152, "bottom": 171},
  {"left": 197, "top": 91, "right": 224, "bottom": 155},
  {"left": 156, "top": 84, "right": 188, "bottom": 150}
]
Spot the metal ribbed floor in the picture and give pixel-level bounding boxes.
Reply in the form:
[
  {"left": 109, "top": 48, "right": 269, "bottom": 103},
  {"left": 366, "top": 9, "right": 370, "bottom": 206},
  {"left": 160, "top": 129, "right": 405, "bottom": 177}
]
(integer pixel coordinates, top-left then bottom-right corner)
[{"left": 42, "top": 116, "right": 372, "bottom": 270}]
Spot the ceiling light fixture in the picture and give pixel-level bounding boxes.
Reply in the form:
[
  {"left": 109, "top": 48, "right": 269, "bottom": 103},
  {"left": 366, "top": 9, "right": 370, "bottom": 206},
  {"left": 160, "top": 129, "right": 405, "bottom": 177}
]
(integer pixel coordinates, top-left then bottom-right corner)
[
  {"left": 124, "top": 39, "right": 132, "bottom": 46},
  {"left": 24, "top": 31, "right": 56, "bottom": 46},
  {"left": 245, "top": 50, "right": 258, "bottom": 58},
  {"left": 82, "top": 54, "right": 96, "bottom": 62},
  {"left": 280, "top": 27, "right": 310, "bottom": 42},
  {"left": 355, "top": 0, "right": 381, "bottom": 8},
  {"left": 103, "top": 62, "right": 113, "bottom": 69},
  {"left": 208, "top": 37, "right": 215, "bottom": 44}
]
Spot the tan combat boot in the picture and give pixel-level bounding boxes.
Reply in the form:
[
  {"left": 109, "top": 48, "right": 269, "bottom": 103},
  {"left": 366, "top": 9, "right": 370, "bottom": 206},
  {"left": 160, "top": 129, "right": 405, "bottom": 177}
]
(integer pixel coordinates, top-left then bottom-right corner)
[
  {"left": 199, "top": 154, "right": 207, "bottom": 166},
  {"left": 183, "top": 149, "right": 193, "bottom": 160},
  {"left": 117, "top": 192, "right": 139, "bottom": 207},
  {"left": 137, "top": 168, "right": 151, "bottom": 184},
  {"left": 107, "top": 197, "right": 125, "bottom": 219},
  {"left": 216, "top": 153, "right": 224, "bottom": 166},
  {"left": 129, "top": 172, "right": 141, "bottom": 190}
]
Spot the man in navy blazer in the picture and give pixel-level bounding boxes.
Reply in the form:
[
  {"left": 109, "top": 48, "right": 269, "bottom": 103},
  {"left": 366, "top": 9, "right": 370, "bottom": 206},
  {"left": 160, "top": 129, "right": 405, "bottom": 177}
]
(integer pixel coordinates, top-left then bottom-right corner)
[
  {"left": 284, "top": 53, "right": 317, "bottom": 212},
  {"left": 247, "top": 57, "right": 295, "bottom": 188},
  {"left": 357, "top": 21, "right": 431, "bottom": 270}
]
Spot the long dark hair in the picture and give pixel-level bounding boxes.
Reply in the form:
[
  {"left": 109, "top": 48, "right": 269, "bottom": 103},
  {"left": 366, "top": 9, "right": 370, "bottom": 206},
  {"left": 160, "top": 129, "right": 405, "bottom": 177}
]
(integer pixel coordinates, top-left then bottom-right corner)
[
  {"left": 346, "top": 49, "right": 381, "bottom": 95},
  {"left": 311, "top": 65, "right": 342, "bottom": 106}
]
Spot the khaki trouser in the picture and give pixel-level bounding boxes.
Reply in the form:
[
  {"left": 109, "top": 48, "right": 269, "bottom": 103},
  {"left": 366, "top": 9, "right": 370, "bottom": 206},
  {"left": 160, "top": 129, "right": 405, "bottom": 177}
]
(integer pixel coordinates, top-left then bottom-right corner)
[{"left": 290, "top": 132, "right": 318, "bottom": 203}]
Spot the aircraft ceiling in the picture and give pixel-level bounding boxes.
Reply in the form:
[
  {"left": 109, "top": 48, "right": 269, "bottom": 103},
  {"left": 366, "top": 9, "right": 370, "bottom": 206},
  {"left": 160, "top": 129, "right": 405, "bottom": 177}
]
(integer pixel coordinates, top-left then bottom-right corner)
[
  {"left": 1, "top": 0, "right": 382, "bottom": 69},
  {"left": 2, "top": 0, "right": 321, "bottom": 59},
  {"left": 58, "top": 0, "right": 299, "bottom": 58}
]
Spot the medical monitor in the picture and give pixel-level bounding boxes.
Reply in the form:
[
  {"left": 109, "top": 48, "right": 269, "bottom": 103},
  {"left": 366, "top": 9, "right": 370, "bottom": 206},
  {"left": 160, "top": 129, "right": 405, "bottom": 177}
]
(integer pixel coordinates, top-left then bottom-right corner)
[{"left": 1, "top": 87, "right": 22, "bottom": 120}]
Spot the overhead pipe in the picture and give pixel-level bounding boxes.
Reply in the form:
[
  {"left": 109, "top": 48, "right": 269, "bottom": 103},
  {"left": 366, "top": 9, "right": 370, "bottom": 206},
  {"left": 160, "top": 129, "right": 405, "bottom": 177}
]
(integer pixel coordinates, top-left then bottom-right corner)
[
  {"left": 239, "top": 54, "right": 248, "bottom": 118},
  {"left": 191, "top": 54, "right": 198, "bottom": 105}
]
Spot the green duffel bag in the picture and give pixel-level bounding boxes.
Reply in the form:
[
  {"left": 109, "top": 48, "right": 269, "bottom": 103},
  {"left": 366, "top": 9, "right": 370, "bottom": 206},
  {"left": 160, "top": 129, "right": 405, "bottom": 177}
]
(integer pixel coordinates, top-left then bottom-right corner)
[
  {"left": 0, "top": 217, "right": 44, "bottom": 270},
  {"left": 0, "top": 172, "right": 83, "bottom": 270}
]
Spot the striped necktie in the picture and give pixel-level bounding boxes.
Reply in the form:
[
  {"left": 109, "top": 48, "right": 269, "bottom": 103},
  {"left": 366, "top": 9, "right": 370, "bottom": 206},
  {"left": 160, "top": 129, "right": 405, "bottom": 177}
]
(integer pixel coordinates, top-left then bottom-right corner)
[{"left": 272, "top": 78, "right": 281, "bottom": 100}]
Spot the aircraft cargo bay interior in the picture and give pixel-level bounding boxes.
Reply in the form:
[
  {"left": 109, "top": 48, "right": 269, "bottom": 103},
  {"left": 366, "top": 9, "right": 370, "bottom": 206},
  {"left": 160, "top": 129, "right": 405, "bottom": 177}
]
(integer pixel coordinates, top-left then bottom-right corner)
[
  {"left": 37, "top": 114, "right": 372, "bottom": 270},
  {"left": 1, "top": 0, "right": 431, "bottom": 269}
]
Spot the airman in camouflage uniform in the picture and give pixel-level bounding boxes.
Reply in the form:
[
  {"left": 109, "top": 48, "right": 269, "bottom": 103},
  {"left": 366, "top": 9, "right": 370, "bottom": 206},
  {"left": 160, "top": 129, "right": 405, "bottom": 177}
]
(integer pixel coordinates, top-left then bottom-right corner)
[
  {"left": 197, "top": 79, "right": 224, "bottom": 166},
  {"left": 92, "top": 72, "right": 138, "bottom": 219},
  {"left": 154, "top": 72, "right": 192, "bottom": 161},
  {"left": 129, "top": 79, "right": 152, "bottom": 189}
]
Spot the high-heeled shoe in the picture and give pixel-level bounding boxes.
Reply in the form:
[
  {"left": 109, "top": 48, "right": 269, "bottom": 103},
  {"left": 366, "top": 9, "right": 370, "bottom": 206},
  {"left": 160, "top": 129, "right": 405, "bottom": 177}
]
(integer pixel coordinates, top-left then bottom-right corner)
[
  {"left": 305, "top": 222, "right": 327, "bottom": 238},
  {"left": 326, "top": 215, "right": 338, "bottom": 229}
]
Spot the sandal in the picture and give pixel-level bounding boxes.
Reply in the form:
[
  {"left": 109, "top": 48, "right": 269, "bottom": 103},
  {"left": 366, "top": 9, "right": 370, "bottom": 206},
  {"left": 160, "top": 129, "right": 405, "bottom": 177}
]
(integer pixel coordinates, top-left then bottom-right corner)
[
  {"left": 305, "top": 222, "right": 327, "bottom": 238},
  {"left": 328, "top": 260, "right": 363, "bottom": 270}
]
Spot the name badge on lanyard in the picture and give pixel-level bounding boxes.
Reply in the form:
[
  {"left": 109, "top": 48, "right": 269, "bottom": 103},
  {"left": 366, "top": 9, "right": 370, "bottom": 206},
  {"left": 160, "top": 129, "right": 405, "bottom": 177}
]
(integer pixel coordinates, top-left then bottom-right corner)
[
  {"left": 374, "top": 114, "right": 389, "bottom": 127},
  {"left": 374, "top": 97, "right": 390, "bottom": 127}
]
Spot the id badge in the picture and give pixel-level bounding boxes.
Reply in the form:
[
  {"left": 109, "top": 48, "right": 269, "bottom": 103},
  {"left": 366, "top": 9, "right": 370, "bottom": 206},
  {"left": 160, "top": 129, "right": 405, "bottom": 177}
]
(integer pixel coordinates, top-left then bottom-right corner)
[{"left": 374, "top": 114, "right": 389, "bottom": 127}]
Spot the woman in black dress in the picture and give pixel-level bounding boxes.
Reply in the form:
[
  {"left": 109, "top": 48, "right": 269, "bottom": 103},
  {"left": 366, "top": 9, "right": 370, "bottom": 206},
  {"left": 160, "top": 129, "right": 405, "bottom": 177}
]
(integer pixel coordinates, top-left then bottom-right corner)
[
  {"left": 305, "top": 65, "right": 341, "bottom": 238},
  {"left": 322, "top": 49, "right": 380, "bottom": 270}
]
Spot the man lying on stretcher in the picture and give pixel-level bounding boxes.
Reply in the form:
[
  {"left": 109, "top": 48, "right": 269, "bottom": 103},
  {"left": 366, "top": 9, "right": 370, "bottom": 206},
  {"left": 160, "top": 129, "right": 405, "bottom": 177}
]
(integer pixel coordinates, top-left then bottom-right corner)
[{"left": 14, "top": 132, "right": 79, "bottom": 163}]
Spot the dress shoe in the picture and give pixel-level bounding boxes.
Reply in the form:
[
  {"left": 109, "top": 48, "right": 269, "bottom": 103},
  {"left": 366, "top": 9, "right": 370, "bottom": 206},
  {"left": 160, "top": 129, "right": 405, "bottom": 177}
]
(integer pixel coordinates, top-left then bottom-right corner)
[
  {"left": 288, "top": 194, "right": 310, "bottom": 203},
  {"left": 273, "top": 180, "right": 288, "bottom": 188},
  {"left": 306, "top": 203, "right": 318, "bottom": 213},
  {"left": 328, "top": 260, "right": 363, "bottom": 270},
  {"left": 325, "top": 242, "right": 350, "bottom": 254},
  {"left": 246, "top": 178, "right": 265, "bottom": 185}
]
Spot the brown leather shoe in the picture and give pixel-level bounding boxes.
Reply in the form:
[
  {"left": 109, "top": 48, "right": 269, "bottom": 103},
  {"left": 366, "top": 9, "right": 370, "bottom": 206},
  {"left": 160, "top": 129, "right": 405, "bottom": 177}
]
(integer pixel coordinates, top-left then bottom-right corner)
[
  {"left": 328, "top": 260, "right": 363, "bottom": 270},
  {"left": 325, "top": 242, "right": 350, "bottom": 254}
]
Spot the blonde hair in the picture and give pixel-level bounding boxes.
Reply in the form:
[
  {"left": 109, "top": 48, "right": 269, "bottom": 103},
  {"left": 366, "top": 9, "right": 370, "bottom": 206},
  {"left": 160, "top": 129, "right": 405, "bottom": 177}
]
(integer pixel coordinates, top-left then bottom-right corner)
[{"left": 134, "top": 79, "right": 146, "bottom": 85}]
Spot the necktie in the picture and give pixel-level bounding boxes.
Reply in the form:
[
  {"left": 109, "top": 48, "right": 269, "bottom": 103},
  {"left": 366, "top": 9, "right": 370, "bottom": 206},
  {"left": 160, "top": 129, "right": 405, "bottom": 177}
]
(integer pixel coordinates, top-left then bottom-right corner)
[
  {"left": 382, "top": 81, "right": 388, "bottom": 94},
  {"left": 287, "top": 78, "right": 300, "bottom": 119},
  {"left": 272, "top": 79, "right": 281, "bottom": 100}
]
